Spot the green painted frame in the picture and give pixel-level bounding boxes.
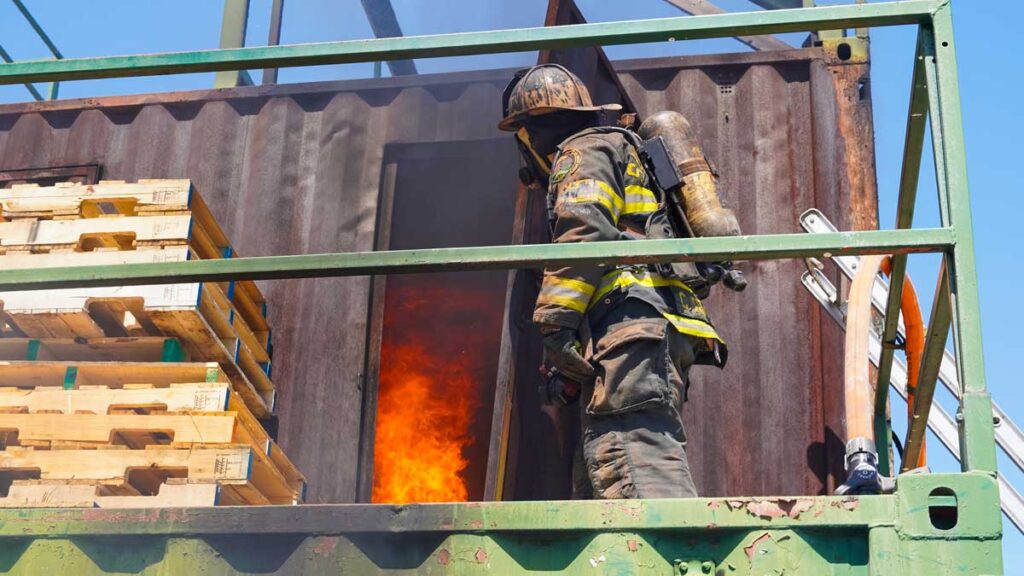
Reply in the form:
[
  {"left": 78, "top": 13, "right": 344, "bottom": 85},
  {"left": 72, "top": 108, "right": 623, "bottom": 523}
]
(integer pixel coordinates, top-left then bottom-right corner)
[{"left": 0, "top": 1, "right": 1002, "bottom": 573}]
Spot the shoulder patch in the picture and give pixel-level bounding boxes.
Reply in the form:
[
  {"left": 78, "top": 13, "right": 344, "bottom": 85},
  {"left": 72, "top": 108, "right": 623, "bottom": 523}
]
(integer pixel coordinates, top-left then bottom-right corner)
[{"left": 550, "top": 149, "right": 581, "bottom": 184}]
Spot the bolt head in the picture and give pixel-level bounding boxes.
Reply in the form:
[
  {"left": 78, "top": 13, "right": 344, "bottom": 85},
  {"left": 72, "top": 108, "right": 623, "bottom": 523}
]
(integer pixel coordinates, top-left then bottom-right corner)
[{"left": 701, "top": 561, "right": 714, "bottom": 573}]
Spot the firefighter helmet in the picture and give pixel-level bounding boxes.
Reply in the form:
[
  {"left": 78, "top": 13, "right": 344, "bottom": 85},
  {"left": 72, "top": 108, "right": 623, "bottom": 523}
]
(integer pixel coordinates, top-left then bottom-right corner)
[{"left": 498, "top": 64, "right": 622, "bottom": 131}]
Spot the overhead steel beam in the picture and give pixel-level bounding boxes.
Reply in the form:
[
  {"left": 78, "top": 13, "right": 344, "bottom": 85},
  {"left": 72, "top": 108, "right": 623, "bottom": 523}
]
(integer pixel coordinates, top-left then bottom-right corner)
[
  {"left": 359, "top": 0, "right": 417, "bottom": 76},
  {"left": 214, "top": 0, "right": 253, "bottom": 88},
  {"left": 261, "top": 0, "right": 285, "bottom": 85},
  {"left": 0, "top": 228, "right": 953, "bottom": 291},
  {"left": 0, "top": 43, "right": 43, "bottom": 101},
  {"left": 0, "top": 1, "right": 936, "bottom": 85},
  {"left": 749, "top": 0, "right": 802, "bottom": 9},
  {"left": 11, "top": 0, "right": 63, "bottom": 59},
  {"left": 9, "top": 0, "right": 64, "bottom": 99},
  {"left": 661, "top": 0, "right": 793, "bottom": 51}
]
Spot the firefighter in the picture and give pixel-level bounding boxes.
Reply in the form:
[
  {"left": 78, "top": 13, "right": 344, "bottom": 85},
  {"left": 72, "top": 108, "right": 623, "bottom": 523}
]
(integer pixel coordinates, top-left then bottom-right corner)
[{"left": 499, "top": 64, "right": 728, "bottom": 499}]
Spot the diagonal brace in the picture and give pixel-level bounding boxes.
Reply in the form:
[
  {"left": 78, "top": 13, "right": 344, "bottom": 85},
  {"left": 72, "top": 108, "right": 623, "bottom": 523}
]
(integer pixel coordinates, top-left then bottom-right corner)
[{"left": 901, "top": 258, "right": 952, "bottom": 472}]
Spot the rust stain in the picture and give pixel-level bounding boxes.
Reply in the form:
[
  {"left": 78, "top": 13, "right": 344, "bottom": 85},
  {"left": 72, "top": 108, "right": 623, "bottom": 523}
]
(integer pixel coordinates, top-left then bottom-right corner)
[
  {"left": 469, "top": 520, "right": 484, "bottom": 530},
  {"left": 311, "top": 537, "right": 338, "bottom": 557},
  {"left": 437, "top": 549, "right": 451, "bottom": 566},
  {"left": 745, "top": 500, "right": 787, "bottom": 519},
  {"left": 744, "top": 533, "right": 773, "bottom": 562},
  {"left": 475, "top": 548, "right": 488, "bottom": 563},
  {"left": 627, "top": 539, "right": 638, "bottom": 552},
  {"left": 707, "top": 500, "right": 722, "bottom": 509}
]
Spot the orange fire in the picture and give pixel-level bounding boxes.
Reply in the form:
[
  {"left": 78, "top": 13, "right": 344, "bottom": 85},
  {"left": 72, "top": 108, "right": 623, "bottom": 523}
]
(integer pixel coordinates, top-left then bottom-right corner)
[{"left": 371, "top": 281, "right": 490, "bottom": 504}]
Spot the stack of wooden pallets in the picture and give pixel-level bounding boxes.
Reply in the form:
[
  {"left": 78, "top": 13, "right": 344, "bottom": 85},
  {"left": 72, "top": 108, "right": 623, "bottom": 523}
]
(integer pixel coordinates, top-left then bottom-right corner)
[{"left": 0, "top": 180, "right": 305, "bottom": 507}]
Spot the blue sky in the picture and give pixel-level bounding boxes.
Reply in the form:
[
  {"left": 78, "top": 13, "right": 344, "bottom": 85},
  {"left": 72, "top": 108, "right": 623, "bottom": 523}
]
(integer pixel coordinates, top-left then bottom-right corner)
[{"left": 1, "top": 0, "right": 1020, "bottom": 567}]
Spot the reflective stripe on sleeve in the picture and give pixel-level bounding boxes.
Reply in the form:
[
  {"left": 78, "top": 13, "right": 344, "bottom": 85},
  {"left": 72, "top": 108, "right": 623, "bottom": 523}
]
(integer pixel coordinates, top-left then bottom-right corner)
[
  {"left": 538, "top": 276, "right": 597, "bottom": 314},
  {"left": 557, "top": 179, "right": 623, "bottom": 222},
  {"left": 622, "top": 185, "right": 659, "bottom": 215}
]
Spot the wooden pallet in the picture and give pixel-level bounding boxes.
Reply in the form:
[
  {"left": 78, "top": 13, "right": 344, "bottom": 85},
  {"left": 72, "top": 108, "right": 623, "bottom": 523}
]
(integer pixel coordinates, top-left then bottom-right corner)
[
  {"left": 0, "top": 275, "right": 274, "bottom": 417},
  {"left": 0, "top": 337, "right": 187, "bottom": 362},
  {"left": 0, "top": 445, "right": 266, "bottom": 505},
  {"left": 0, "top": 246, "right": 270, "bottom": 362},
  {"left": 0, "top": 179, "right": 268, "bottom": 328},
  {"left": 0, "top": 377, "right": 303, "bottom": 498},
  {"left": 0, "top": 412, "right": 300, "bottom": 504},
  {"left": 1, "top": 180, "right": 195, "bottom": 220},
  {"left": 0, "top": 481, "right": 221, "bottom": 508}
]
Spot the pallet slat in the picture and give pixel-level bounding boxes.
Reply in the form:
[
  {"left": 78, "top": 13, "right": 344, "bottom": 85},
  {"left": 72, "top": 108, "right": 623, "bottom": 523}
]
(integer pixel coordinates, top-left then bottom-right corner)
[{"left": 1, "top": 481, "right": 221, "bottom": 508}]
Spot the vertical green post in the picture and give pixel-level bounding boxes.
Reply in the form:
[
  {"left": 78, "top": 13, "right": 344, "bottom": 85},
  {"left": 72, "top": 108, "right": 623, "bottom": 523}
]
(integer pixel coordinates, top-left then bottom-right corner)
[{"left": 928, "top": 3, "right": 997, "bottom": 473}]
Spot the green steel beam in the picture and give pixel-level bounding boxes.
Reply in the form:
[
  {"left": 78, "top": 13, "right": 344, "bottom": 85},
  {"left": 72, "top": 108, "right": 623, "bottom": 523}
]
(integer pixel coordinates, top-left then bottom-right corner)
[
  {"left": 0, "top": 1, "right": 936, "bottom": 85},
  {"left": 929, "top": 2, "right": 998, "bottom": 473},
  {"left": 874, "top": 28, "right": 931, "bottom": 476},
  {"left": 0, "top": 496, "right": 895, "bottom": 536},
  {"left": 0, "top": 229, "right": 953, "bottom": 291},
  {"left": 901, "top": 259, "right": 952, "bottom": 472},
  {"left": 0, "top": 474, "right": 1004, "bottom": 574},
  {"left": 214, "top": 0, "right": 251, "bottom": 88}
]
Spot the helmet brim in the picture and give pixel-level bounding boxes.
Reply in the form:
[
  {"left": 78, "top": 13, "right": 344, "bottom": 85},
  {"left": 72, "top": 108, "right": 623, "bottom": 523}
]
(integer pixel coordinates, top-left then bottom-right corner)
[{"left": 498, "top": 103, "right": 623, "bottom": 132}]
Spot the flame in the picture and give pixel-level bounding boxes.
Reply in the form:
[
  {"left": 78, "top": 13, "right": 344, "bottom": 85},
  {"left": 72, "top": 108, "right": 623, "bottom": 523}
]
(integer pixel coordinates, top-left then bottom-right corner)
[{"left": 371, "top": 281, "right": 489, "bottom": 504}]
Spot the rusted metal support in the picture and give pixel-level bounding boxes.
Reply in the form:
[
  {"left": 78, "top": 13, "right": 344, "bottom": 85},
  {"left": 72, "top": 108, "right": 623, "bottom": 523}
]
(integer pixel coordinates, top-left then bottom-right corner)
[
  {"left": 215, "top": 0, "right": 253, "bottom": 88},
  {"left": 661, "top": 0, "right": 793, "bottom": 51},
  {"left": 260, "top": 0, "right": 285, "bottom": 85},
  {"left": 902, "top": 259, "right": 952, "bottom": 472},
  {"left": 358, "top": 0, "right": 417, "bottom": 76}
]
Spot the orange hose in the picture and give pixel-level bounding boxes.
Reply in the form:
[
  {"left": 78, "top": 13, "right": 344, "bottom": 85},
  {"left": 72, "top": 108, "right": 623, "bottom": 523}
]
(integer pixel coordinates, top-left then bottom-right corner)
[{"left": 881, "top": 257, "right": 927, "bottom": 469}]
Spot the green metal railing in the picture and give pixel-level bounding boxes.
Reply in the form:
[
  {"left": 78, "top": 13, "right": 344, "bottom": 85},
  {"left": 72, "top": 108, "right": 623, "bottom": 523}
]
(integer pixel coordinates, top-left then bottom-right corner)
[
  {"left": 0, "top": 0, "right": 993, "bottom": 477},
  {"left": 0, "top": 1, "right": 1003, "bottom": 573}
]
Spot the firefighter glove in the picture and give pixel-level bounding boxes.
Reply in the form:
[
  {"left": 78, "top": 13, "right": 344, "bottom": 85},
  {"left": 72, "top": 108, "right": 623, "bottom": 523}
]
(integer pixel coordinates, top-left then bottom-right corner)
[{"left": 541, "top": 328, "right": 596, "bottom": 383}]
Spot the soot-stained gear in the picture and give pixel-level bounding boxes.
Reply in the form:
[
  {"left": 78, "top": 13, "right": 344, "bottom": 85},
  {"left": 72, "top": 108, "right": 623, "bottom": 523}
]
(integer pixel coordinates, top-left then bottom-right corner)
[
  {"left": 532, "top": 127, "right": 725, "bottom": 366},
  {"left": 499, "top": 64, "right": 622, "bottom": 132}
]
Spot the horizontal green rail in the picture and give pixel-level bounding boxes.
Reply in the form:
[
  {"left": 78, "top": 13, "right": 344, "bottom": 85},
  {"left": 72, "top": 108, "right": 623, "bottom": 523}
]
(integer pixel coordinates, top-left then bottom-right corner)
[
  {"left": 0, "top": 0, "right": 936, "bottom": 84},
  {"left": 0, "top": 496, "right": 893, "bottom": 536},
  {"left": 0, "top": 228, "right": 953, "bottom": 290}
]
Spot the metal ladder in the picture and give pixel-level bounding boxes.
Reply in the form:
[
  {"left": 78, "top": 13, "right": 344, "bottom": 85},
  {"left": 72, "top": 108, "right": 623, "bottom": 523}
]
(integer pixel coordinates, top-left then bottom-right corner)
[{"left": 799, "top": 209, "right": 1024, "bottom": 534}]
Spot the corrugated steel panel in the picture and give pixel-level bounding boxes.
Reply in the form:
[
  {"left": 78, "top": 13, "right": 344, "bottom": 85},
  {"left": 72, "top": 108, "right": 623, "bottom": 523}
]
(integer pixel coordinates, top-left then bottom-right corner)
[{"left": 0, "top": 48, "right": 876, "bottom": 502}]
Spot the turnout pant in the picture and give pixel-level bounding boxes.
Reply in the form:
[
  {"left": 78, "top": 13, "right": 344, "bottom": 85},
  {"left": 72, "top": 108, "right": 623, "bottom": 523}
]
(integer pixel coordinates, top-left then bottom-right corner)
[{"left": 575, "top": 300, "right": 703, "bottom": 499}]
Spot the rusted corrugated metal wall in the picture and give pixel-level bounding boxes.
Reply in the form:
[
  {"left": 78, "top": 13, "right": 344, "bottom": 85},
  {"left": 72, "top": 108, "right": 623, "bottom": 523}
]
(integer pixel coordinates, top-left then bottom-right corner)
[
  {"left": 0, "top": 49, "right": 875, "bottom": 502},
  {"left": 618, "top": 52, "right": 867, "bottom": 497},
  {"left": 0, "top": 72, "right": 511, "bottom": 504}
]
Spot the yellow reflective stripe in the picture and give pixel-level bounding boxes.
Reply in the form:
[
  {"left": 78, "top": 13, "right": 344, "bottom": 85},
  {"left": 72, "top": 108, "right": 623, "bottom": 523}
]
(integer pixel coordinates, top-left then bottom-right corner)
[
  {"left": 592, "top": 268, "right": 691, "bottom": 303},
  {"left": 622, "top": 185, "right": 659, "bottom": 215},
  {"left": 664, "top": 312, "right": 723, "bottom": 341},
  {"left": 559, "top": 179, "right": 623, "bottom": 221},
  {"left": 536, "top": 294, "right": 589, "bottom": 313},
  {"left": 626, "top": 162, "right": 643, "bottom": 178},
  {"left": 542, "top": 276, "right": 596, "bottom": 297},
  {"left": 538, "top": 276, "right": 596, "bottom": 314}
]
